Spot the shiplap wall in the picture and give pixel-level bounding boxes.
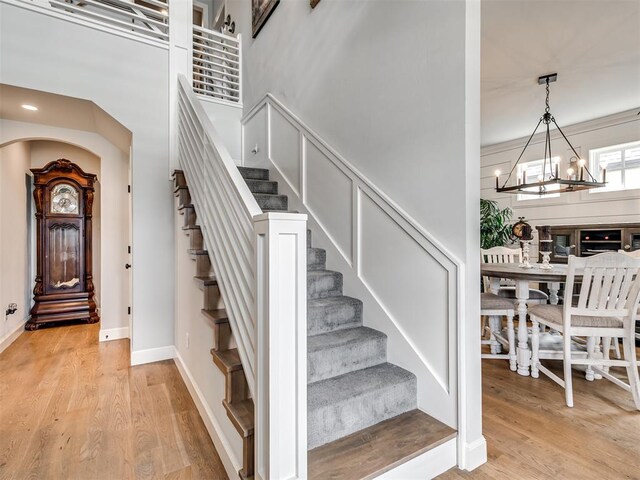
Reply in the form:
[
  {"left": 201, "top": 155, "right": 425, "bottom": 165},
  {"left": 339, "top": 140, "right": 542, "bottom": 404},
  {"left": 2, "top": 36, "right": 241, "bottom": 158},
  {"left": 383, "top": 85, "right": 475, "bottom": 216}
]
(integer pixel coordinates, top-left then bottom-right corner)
[{"left": 482, "top": 109, "right": 640, "bottom": 256}]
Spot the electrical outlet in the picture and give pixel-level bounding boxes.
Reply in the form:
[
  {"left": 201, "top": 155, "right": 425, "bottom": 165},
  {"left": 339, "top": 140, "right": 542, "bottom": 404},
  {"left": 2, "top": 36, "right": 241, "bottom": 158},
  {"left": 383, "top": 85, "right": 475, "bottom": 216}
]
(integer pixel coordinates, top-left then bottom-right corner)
[{"left": 186, "top": 332, "right": 190, "bottom": 349}]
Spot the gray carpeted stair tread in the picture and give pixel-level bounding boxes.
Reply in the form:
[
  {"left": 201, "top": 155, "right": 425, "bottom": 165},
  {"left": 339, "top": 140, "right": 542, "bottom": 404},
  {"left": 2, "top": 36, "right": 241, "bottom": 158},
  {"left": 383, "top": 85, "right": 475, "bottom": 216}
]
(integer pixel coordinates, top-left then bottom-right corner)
[
  {"left": 308, "top": 296, "right": 363, "bottom": 335},
  {"left": 254, "top": 193, "right": 288, "bottom": 211},
  {"left": 236, "top": 165, "right": 419, "bottom": 453},
  {"left": 238, "top": 166, "right": 269, "bottom": 180},
  {"left": 307, "top": 270, "right": 343, "bottom": 299},
  {"left": 307, "top": 247, "right": 326, "bottom": 271},
  {"left": 308, "top": 327, "right": 386, "bottom": 383},
  {"left": 245, "top": 179, "right": 278, "bottom": 194},
  {"left": 308, "top": 363, "right": 417, "bottom": 449}
]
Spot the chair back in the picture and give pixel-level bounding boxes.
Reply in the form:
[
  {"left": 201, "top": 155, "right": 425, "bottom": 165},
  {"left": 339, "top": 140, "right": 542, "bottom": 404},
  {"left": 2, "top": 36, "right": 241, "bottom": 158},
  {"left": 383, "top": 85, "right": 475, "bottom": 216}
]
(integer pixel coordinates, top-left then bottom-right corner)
[
  {"left": 481, "top": 246, "right": 523, "bottom": 292},
  {"left": 564, "top": 253, "right": 640, "bottom": 332},
  {"left": 619, "top": 249, "right": 640, "bottom": 259}
]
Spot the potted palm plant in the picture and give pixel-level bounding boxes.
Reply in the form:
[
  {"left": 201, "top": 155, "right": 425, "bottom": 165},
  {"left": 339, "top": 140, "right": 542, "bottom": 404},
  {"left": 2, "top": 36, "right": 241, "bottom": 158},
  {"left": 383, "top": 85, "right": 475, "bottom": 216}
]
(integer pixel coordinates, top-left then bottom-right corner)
[{"left": 480, "top": 199, "right": 513, "bottom": 249}]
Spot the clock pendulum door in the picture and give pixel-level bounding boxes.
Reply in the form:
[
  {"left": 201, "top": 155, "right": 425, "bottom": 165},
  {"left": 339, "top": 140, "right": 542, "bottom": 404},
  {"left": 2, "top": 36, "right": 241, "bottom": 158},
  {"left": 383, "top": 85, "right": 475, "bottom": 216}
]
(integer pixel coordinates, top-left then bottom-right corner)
[{"left": 27, "top": 159, "right": 99, "bottom": 330}]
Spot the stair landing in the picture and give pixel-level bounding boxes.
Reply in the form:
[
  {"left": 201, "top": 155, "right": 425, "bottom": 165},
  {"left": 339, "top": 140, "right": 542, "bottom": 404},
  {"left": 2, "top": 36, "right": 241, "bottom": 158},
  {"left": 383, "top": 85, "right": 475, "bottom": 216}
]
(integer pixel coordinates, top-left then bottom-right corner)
[{"left": 308, "top": 409, "right": 456, "bottom": 480}]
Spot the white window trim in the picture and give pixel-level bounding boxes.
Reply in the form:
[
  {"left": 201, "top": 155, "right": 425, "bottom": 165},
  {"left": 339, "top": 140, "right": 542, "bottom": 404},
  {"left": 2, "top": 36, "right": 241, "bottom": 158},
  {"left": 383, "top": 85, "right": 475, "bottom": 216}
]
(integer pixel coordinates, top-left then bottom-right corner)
[{"left": 590, "top": 140, "right": 640, "bottom": 194}]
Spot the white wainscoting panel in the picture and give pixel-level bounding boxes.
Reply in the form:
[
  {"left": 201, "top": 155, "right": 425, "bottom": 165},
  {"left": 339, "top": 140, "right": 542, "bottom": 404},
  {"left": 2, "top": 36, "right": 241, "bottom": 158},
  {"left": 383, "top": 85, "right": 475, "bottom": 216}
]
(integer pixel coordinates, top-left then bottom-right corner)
[
  {"left": 359, "top": 191, "right": 450, "bottom": 391},
  {"left": 268, "top": 105, "right": 301, "bottom": 196},
  {"left": 304, "top": 139, "right": 353, "bottom": 265},
  {"left": 242, "top": 95, "right": 463, "bottom": 431}
]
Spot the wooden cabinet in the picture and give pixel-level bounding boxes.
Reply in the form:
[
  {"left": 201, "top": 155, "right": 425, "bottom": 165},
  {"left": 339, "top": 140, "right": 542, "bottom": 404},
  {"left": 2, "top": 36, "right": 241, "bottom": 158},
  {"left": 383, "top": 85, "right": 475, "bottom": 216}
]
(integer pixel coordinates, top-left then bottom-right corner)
[
  {"left": 27, "top": 159, "right": 98, "bottom": 330},
  {"left": 539, "top": 223, "right": 640, "bottom": 264}
]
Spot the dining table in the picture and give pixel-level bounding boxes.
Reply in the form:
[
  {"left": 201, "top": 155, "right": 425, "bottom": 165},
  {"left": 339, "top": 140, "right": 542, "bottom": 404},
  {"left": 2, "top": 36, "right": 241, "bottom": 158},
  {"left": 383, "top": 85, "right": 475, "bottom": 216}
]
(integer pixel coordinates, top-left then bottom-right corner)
[{"left": 480, "top": 262, "right": 577, "bottom": 376}]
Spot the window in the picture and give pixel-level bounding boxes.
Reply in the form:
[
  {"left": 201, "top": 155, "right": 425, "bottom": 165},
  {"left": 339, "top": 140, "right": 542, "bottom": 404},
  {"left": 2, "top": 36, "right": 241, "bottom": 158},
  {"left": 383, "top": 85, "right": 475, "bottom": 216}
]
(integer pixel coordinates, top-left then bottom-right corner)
[
  {"left": 517, "top": 156, "right": 561, "bottom": 201},
  {"left": 590, "top": 141, "right": 640, "bottom": 193}
]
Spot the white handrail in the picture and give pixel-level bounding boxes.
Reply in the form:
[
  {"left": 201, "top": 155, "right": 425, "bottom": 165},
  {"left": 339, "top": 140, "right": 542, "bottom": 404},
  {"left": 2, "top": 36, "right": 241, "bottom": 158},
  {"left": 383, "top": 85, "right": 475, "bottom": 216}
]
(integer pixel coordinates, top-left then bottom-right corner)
[
  {"left": 47, "top": 0, "right": 168, "bottom": 41},
  {"left": 178, "top": 75, "right": 307, "bottom": 476},
  {"left": 192, "top": 25, "right": 241, "bottom": 105},
  {"left": 177, "top": 75, "right": 260, "bottom": 394}
]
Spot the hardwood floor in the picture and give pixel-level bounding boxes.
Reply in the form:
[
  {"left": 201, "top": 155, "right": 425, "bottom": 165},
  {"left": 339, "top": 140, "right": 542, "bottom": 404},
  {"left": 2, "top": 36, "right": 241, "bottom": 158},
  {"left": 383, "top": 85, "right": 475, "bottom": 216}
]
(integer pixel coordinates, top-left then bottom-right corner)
[
  {"left": 0, "top": 323, "right": 228, "bottom": 480},
  {"left": 439, "top": 349, "right": 640, "bottom": 479}
]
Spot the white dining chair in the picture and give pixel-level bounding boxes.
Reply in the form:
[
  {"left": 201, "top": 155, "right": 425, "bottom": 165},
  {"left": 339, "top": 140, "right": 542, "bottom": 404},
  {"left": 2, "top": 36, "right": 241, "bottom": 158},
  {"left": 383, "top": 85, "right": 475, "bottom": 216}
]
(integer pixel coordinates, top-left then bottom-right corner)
[
  {"left": 481, "top": 293, "right": 517, "bottom": 370},
  {"left": 481, "top": 246, "right": 549, "bottom": 304},
  {"left": 529, "top": 252, "right": 640, "bottom": 409},
  {"left": 620, "top": 249, "right": 640, "bottom": 343}
]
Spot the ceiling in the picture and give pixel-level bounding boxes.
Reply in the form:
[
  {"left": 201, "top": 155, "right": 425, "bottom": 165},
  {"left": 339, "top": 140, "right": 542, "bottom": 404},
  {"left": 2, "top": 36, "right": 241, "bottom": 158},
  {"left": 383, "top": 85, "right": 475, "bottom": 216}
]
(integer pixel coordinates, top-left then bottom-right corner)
[
  {"left": 481, "top": 0, "right": 640, "bottom": 147},
  {"left": 0, "top": 84, "right": 131, "bottom": 153}
]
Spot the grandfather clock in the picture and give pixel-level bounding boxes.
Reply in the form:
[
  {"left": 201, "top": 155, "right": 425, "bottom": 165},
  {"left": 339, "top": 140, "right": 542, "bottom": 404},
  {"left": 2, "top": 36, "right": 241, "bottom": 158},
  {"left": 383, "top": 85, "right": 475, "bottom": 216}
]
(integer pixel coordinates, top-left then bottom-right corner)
[{"left": 27, "top": 159, "right": 98, "bottom": 330}]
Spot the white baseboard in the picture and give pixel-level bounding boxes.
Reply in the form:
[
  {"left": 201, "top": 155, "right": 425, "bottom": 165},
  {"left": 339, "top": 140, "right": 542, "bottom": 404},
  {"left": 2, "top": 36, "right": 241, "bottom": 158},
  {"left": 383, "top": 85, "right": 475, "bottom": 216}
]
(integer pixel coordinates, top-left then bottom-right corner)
[
  {"left": 0, "top": 321, "right": 26, "bottom": 354},
  {"left": 130, "top": 345, "right": 176, "bottom": 366},
  {"left": 173, "top": 351, "right": 240, "bottom": 478},
  {"left": 377, "top": 437, "right": 457, "bottom": 479},
  {"left": 460, "top": 436, "right": 488, "bottom": 471},
  {"left": 99, "top": 326, "right": 129, "bottom": 342}
]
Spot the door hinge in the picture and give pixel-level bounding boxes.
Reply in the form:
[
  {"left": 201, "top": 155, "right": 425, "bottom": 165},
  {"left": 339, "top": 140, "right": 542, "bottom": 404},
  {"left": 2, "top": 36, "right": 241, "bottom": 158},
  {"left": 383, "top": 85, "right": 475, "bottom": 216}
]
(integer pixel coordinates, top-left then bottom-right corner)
[
  {"left": 128, "top": 306, "right": 131, "bottom": 315},
  {"left": 127, "top": 185, "right": 131, "bottom": 193}
]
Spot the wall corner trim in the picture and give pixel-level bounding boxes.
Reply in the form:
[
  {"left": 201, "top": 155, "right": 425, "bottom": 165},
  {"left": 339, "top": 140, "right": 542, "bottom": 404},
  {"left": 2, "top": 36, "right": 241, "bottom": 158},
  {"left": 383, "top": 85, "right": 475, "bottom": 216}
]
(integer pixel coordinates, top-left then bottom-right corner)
[
  {"left": 0, "top": 321, "right": 27, "bottom": 354},
  {"left": 130, "top": 345, "right": 176, "bottom": 366},
  {"left": 459, "top": 436, "right": 488, "bottom": 471},
  {"left": 173, "top": 351, "right": 241, "bottom": 478},
  {"left": 99, "top": 326, "right": 130, "bottom": 342}
]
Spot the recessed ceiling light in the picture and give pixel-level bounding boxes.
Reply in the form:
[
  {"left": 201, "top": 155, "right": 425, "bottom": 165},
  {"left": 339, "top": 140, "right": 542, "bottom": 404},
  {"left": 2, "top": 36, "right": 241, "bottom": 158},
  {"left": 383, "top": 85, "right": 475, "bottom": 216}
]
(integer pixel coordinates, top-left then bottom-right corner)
[{"left": 21, "top": 104, "right": 38, "bottom": 111}]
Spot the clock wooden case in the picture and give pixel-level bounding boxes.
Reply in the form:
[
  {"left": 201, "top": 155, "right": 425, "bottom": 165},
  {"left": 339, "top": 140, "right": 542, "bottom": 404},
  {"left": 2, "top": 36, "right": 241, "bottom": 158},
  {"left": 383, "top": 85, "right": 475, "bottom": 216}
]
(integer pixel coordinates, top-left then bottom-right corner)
[{"left": 27, "top": 159, "right": 99, "bottom": 330}]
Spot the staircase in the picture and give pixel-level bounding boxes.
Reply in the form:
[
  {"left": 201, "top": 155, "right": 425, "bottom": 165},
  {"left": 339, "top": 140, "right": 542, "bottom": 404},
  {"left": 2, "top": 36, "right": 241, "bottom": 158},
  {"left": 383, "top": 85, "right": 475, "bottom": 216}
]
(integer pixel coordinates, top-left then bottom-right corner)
[{"left": 173, "top": 167, "right": 456, "bottom": 479}]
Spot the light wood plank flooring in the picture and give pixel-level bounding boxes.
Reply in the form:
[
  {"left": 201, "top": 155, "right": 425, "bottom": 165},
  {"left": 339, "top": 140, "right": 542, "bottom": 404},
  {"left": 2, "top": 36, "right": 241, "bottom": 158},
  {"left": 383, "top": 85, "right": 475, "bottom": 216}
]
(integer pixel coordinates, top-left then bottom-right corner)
[
  {"left": 439, "top": 348, "right": 640, "bottom": 479},
  {"left": 0, "top": 323, "right": 228, "bottom": 480}
]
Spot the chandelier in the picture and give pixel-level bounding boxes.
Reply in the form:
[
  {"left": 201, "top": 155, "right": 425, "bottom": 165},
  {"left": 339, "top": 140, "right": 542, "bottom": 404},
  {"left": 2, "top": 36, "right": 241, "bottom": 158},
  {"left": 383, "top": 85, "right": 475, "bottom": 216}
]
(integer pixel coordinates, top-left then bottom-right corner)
[{"left": 495, "top": 73, "right": 607, "bottom": 195}]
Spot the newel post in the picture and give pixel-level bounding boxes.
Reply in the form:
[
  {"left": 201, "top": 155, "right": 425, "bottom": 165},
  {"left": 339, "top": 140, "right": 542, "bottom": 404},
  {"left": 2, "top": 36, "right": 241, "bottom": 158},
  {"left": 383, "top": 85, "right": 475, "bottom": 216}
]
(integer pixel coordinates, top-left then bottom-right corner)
[{"left": 254, "top": 212, "right": 308, "bottom": 480}]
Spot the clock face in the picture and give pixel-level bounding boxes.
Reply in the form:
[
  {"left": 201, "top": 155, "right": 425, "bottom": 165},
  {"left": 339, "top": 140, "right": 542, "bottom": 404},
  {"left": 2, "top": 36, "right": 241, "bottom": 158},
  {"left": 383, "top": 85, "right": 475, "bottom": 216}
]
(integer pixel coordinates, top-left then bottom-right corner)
[{"left": 51, "top": 183, "right": 79, "bottom": 214}]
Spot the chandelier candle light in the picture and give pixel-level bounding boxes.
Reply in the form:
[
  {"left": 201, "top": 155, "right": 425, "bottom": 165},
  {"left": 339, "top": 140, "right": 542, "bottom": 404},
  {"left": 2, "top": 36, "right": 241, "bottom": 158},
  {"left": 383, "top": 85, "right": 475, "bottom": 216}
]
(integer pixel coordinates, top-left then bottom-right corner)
[{"left": 495, "top": 73, "right": 607, "bottom": 195}]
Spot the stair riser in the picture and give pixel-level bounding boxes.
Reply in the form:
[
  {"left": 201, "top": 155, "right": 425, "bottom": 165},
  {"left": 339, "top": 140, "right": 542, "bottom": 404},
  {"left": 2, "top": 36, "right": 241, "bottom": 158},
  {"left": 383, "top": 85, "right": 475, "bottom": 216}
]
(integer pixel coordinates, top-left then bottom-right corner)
[
  {"left": 255, "top": 194, "right": 288, "bottom": 211},
  {"left": 174, "top": 171, "right": 187, "bottom": 188},
  {"left": 176, "top": 188, "right": 191, "bottom": 206},
  {"left": 203, "top": 285, "right": 223, "bottom": 311},
  {"left": 238, "top": 167, "right": 269, "bottom": 180},
  {"left": 307, "top": 248, "right": 326, "bottom": 271},
  {"left": 245, "top": 179, "right": 278, "bottom": 195},
  {"left": 226, "top": 370, "right": 249, "bottom": 404},
  {"left": 182, "top": 208, "right": 197, "bottom": 228},
  {"left": 308, "top": 336, "right": 386, "bottom": 384},
  {"left": 308, "top": 273, "right": 343, "bottom": 299},
  {"left": 308, "top": 300, "right": 363, "bottom": 335},
  {"left": 214, "top": 322, "right": 232, "bottom": 352},
  {"left": 189, "top": 229, "right": 203, "bottom": 251},
  {"left": 308, "top": 379, "right": 417, "bottom": 449},
  {"left": 194, "top": 254, "right": 211, "bottom": 277}
]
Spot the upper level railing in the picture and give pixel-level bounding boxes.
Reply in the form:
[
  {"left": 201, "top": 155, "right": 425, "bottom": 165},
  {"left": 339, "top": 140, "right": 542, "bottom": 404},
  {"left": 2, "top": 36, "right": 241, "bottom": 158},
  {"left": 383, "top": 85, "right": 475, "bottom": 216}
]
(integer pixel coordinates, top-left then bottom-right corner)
[
  {"left": 48, "top": 0, "right": 169, "bottom": 42},
  {"left": 192, "top": 25, "right": 241, "bottom": 104}
]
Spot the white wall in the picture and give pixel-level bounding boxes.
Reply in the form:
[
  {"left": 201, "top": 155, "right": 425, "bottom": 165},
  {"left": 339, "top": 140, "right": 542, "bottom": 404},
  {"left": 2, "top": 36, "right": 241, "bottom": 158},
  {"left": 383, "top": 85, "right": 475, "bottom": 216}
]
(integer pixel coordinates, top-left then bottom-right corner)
[
  {"left": 200, "top": 99, "right": 242, "bottom": 161},
  {"left": 0, "top": 141, "right": 31, "bottom": 350},
  {"left": 229, "top": 0, "right": 469, "bottom": 258},
  {"left": 482, "top": 109, "right": 640, "bottom": 256},
  {"left": 0, "top": 2, "right": 173, "bottom": 356},
  {"left": 230, "top": 0, "right": 485, "bottom": 467}
]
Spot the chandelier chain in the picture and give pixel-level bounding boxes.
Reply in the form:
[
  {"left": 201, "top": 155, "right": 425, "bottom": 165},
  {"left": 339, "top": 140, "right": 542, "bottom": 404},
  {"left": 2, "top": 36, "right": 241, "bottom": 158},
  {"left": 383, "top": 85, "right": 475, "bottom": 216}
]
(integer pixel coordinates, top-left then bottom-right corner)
[{"left": 545, "top": 78, "right": 550, "bottom": 114}]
